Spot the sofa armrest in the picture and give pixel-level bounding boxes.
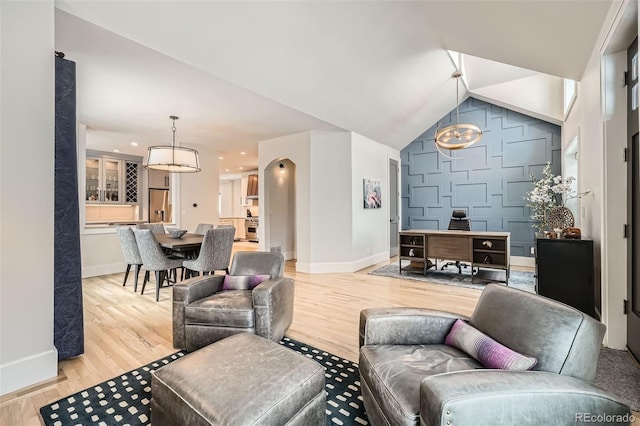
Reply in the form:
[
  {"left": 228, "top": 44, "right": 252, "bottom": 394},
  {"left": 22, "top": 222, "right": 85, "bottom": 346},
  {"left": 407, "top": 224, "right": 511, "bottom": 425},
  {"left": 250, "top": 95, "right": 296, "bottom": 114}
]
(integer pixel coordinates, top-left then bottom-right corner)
[
  {"left": 172, "top": 275, "right": 224, "bottom": 349},
  {"left": 252, "top": 277, "right": 295, "bottom": 341},
  {"left": 359, "top": 307, "right": 468, "bottom": 347},
  {"left": 420, "top": 370, "right": 632, "bottom": 426}
]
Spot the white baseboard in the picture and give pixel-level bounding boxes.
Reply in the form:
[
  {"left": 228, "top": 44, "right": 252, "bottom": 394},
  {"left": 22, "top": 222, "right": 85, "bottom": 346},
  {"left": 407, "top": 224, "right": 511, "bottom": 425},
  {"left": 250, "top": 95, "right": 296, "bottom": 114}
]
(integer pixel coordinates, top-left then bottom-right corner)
[
  {"left": 511, "top": 256, "right": 535, "bottom": 268},
  {"left": 0, "top": 348, "right": 58, "bottom": 396},
  {"left": 82, "top": 262, "right": 125, "bottom": 278},
  {"left": 296, "top": 252, "right": 388, "bottom": 274}
]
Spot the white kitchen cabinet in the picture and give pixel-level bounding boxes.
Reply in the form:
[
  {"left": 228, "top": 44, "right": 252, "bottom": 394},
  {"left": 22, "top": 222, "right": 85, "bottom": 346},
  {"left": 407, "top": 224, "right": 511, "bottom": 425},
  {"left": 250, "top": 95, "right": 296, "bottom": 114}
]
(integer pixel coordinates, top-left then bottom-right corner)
[
  {"left": 239, "top": 174, "right": 258, "bottom": 206},
  {"left": 148, "top": 169, "right": 170, "bottom": 189}
]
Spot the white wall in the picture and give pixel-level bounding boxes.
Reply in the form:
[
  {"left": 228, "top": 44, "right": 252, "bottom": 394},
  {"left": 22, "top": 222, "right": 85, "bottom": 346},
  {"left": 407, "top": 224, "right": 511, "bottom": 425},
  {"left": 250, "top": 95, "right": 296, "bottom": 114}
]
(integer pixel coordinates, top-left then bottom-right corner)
[
  {"left": 0, "top": 0, "right": 58, "bottom": 395},
  {"left": 260, "top": 130, "right": 399, "bottom": 273},
  {"left": 351, "top": 133, "right": 401, "bottom": 270},
  {"left": 308, "top": 131, "right": 353, "bottom": 271},
  {"left": 176, "top": 145, "right": 220, "bottom": 231},
  {"left": 265, "top": 159, "right": 296, "bottom": 259},
  {"left": 81, "top": 231, "right": 125, "bottom": 277},
  {"left": 259, "top": 131, "right": 312, "bottom": 269},
  {"left": 472, "top": 73, "right": 565, "bottom": 125}
]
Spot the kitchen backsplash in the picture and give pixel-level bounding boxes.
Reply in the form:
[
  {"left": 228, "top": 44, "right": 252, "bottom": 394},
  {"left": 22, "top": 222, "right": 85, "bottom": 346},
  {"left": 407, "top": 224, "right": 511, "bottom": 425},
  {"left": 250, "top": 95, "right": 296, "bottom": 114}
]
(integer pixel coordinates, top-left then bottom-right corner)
[{"left": 86, "top": 205, "right": 139, "bottom": 222}]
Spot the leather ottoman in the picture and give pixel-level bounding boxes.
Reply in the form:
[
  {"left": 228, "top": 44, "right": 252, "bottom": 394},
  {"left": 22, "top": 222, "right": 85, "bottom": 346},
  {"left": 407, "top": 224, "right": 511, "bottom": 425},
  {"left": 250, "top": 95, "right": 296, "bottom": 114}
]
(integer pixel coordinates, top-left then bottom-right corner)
[{"left": 150, "top": 333, "right": 326, "bottom": 425}]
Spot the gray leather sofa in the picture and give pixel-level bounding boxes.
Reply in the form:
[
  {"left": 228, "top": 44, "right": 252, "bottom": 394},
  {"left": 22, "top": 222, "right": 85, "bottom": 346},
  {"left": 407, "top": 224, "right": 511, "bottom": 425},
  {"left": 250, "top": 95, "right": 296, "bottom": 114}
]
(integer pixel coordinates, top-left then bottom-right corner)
[
  {"left": 173, "top": 251, "right": 294, "bottom": 352},
  {"left": 359, "top": 284, "right": 631, "bottom": 426}
]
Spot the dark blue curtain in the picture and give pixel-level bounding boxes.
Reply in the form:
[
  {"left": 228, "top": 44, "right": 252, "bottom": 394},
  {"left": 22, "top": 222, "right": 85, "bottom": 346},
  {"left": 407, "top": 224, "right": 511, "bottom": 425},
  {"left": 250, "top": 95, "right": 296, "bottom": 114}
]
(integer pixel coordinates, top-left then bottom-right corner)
[{"left": 55, "top": 55, "right": 84, "bottom": 359}]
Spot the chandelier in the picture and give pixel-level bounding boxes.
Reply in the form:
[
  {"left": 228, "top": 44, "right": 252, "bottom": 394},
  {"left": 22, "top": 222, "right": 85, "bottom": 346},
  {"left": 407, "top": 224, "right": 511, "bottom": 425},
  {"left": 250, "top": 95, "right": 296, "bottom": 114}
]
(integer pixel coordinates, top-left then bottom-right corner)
[
  {"left": 146, "top": 116, "right": 201, "bottom": 173},
  {"left": 434, "top": 71, "right": 482, "bottom": 152}
]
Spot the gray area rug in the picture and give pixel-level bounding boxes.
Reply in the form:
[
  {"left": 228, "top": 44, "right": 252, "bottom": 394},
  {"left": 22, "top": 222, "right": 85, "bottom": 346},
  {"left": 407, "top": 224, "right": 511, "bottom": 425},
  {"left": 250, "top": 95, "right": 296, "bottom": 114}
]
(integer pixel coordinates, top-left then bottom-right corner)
[
  {"left": 596, "top": 347, "right": 640, "bottom": 411},
  {"left": 369, "top": 260, "right": 536, "bottom": 293}
]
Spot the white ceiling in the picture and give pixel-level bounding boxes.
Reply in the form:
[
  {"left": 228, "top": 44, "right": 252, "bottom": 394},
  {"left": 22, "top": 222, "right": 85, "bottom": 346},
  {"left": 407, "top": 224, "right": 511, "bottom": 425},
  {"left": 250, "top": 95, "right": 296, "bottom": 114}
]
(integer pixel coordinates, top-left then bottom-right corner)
[{"left": 54, "top": 0, "right": 615, "bottom": 175}]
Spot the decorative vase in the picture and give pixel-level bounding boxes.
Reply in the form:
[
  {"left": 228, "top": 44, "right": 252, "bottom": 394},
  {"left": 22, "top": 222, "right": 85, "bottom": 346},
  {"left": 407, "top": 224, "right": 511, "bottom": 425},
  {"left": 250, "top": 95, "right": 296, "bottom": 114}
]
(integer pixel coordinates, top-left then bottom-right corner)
[{"left": 547, "top": 206, "right": 575, "bottom": 230}]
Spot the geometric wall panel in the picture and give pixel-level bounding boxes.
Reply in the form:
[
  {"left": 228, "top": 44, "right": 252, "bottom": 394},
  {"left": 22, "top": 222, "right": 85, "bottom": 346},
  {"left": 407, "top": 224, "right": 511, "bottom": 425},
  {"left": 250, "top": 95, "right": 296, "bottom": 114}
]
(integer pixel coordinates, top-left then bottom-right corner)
[
  {"left": 401, "top": 97, "right": 561, "bottom": 257},
  {"left": 455, "top": 183, "right": 487, "bottom": 204}
]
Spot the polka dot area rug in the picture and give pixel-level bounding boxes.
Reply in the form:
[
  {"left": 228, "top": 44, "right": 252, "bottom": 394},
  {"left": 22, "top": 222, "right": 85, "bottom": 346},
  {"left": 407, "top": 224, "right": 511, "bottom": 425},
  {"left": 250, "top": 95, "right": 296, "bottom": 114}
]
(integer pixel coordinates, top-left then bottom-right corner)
[{"left": 39, "top": 337, "right": 369, "bottom": 426}]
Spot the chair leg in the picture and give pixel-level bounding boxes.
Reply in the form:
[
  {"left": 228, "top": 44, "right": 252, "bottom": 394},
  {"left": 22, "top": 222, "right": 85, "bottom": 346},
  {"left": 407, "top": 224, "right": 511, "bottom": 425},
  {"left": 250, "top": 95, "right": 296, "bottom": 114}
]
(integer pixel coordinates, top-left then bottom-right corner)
[
  {"left": 155, "top": 270, "right": 163, "bottom": 302},
  {"left": 141, "top": 273, "right": 148, "bottom": 295},
  {"left": 133, "top": 264, "right": 141, "bottom": 292},
  {"left": 123, "top": 264, "right": 131, "bottom": 286}
]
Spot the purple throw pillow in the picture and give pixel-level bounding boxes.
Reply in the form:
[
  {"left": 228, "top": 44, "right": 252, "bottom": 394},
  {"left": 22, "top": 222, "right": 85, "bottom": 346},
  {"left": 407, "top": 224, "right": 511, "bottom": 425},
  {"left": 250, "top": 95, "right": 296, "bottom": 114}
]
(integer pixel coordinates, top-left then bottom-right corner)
[
  {"left": 222, "top": 274, "right": 271, "bottom": 291},
  {"left": 445, "top": 319, "right": 537, "bottom": 370}
]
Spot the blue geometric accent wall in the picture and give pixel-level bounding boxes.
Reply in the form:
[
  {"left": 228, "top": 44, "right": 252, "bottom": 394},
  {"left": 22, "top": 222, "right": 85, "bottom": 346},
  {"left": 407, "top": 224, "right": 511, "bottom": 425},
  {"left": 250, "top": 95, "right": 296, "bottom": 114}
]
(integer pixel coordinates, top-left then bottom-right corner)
[{"left": 401, "top": 97, "right": 561, "bottom": 257}]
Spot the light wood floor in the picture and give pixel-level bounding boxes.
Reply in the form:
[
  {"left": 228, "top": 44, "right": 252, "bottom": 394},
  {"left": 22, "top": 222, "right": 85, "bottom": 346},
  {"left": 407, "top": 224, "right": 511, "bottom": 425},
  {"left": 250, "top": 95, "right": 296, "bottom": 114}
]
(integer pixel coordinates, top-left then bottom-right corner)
[{"left": 1, "top": 244, "right": 635, "bottom": 425}]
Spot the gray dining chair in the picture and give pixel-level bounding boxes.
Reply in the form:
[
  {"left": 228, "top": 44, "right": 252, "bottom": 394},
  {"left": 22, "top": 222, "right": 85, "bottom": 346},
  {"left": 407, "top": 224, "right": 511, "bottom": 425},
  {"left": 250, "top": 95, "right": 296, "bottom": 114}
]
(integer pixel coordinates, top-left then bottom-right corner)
[
  {"left": 115, "top": 227, "right": 145, "bottom": 292},
  {"left": 183, "top": 227, "right": 235, "bottom": 278},
  {"left": 137, "top": 223, "right": 166, "bottom": 235},
  {"left": 133, "top": 228, "right": 185, "bottom": 301},
  {"left": 193, "top": 223, "right": 214, "bottom": 235}
]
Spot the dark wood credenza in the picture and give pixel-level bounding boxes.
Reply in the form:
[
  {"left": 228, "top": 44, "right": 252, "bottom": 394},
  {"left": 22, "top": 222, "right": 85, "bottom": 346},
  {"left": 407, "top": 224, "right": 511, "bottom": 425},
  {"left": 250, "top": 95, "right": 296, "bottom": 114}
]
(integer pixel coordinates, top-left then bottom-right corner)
[
  {"left": 399, "top": 230, "right": 511, "bottom": 283},
  {"left": 536, "top": 238, "right": 597, "bottom": 318}
]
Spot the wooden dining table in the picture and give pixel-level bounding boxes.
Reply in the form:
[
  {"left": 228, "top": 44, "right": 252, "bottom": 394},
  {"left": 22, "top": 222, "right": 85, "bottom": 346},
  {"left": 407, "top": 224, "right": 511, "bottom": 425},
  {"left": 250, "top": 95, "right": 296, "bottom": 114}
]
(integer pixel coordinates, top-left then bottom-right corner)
[{"left": 155, "top": 233, "right": 203, "bottom": 257}]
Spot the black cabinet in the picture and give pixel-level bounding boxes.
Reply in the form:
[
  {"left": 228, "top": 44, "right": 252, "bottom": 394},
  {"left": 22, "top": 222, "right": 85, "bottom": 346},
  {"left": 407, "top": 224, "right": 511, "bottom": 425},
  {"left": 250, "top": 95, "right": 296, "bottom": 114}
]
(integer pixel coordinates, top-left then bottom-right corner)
[{"left": 536, "top": 239, "right": 597, "bottom": 318}]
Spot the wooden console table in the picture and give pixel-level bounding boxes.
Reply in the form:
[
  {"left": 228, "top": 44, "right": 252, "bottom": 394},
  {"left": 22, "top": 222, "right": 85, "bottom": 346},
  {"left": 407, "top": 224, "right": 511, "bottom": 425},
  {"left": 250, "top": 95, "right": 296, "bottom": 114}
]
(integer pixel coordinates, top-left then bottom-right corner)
[{"left": 398, "top": 230, "right": 511, "bottom": 283}]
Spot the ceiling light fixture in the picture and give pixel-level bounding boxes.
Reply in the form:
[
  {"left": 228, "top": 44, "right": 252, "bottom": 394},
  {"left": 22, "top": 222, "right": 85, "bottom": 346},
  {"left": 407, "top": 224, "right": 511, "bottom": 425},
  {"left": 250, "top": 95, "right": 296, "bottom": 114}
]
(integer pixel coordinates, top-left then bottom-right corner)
[
  {"left": 434, "top": 71, "right": 482, "bottom": 154},
  {"left": 146, "top": 115, "right": 200, "bottom": 173}
]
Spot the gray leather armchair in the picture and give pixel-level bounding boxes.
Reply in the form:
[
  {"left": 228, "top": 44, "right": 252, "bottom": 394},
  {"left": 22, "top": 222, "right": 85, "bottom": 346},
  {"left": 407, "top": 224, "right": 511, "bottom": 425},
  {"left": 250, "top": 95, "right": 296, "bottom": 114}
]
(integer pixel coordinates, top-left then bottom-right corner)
[
  {"left": 172, "top": 251, "right": 294, "bottom": 352},
  {"left": 359, "top": 284, "right": 631, "bottom": 426}
]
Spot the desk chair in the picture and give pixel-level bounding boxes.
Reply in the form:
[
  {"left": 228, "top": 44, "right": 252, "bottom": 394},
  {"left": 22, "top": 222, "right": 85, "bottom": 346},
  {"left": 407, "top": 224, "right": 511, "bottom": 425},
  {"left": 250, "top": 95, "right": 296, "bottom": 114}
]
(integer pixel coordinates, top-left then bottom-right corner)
[{"left": 441, "top": 210, "right": 471, "bottom": 273}]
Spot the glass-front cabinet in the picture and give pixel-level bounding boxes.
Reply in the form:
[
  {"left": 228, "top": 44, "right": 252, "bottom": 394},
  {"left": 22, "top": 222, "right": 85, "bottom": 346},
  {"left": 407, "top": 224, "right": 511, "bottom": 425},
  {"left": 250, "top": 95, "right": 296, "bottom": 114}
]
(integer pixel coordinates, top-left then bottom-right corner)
[{"left": 85, "top": 150, "right": 141, "bottom": 205}]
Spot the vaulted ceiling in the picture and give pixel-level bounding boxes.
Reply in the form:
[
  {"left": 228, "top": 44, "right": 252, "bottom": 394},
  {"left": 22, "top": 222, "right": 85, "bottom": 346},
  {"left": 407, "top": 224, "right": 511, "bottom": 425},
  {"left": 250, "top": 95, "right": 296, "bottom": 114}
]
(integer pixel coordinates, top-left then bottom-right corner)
[{"left": 54, "top": 0, "right": 614, "bottom": 174}]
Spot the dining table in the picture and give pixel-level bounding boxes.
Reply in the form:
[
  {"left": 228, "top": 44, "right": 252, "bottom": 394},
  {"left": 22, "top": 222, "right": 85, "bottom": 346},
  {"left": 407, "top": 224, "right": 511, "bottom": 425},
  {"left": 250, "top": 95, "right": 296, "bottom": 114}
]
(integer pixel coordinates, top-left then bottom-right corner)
[{"left": 155, "top": 233, "right": 203, "bottom": 258}]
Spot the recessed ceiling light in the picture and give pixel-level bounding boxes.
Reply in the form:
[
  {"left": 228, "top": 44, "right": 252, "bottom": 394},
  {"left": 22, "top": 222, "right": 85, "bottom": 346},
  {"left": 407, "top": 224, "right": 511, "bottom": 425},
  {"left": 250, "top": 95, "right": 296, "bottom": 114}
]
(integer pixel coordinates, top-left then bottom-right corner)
[
  {"left": 113, "top": 149, "right": 120, "bottom": 153},
  {"left": 240, "top": 151, "right": 246, "bottom": 155},
  {"left": 130, "top": 141, "right": 138, "bottom": 147},
  {"left": 239, "top": 166, "right": 244, "bottom": 170},
  {"left": 225, "top": 168, "right": 230, "bottom": 172},
  {"left": 219, "top": 156, "right": 224, "bottom": 160}
]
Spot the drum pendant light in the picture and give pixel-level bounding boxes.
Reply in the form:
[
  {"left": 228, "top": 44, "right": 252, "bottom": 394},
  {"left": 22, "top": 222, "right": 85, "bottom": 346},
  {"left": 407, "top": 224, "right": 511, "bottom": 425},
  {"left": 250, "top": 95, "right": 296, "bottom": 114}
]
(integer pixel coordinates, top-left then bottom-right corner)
[{"left": 146, "top": 116, "right": 201, "bottom": 173}]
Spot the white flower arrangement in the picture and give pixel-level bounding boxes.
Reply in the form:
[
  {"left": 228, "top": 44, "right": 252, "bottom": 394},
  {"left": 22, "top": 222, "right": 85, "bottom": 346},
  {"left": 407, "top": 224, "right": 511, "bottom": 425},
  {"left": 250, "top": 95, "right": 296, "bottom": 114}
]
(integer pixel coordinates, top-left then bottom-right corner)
[{"left": 524, "top": 162, "right": 588, "bottom": 233}]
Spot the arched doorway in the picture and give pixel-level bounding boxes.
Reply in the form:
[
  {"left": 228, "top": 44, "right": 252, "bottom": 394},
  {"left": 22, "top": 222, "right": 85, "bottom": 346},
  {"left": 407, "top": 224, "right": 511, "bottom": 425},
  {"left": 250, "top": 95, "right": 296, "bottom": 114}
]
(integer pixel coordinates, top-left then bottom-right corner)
[{"left": 263, "top": 159, "right": 296, "bottom": 261}]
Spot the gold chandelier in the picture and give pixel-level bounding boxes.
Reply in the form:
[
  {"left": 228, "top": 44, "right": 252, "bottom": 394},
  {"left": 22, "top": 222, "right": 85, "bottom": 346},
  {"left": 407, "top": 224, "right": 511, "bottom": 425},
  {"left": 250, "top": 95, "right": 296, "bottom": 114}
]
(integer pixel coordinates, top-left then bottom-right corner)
[
  {"left": 146, "top": 116, "right": 201, "bottom": 173},
  {"left": 434, "top": 71, "right": 482, "bottom": 151}
]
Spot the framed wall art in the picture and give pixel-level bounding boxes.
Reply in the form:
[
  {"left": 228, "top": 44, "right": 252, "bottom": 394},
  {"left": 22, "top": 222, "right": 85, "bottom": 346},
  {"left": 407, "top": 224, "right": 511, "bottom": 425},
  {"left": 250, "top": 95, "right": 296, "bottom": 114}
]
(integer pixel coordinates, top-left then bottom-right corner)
[{"left": 363, "top": 179, "right": 381, "bottom": 209}]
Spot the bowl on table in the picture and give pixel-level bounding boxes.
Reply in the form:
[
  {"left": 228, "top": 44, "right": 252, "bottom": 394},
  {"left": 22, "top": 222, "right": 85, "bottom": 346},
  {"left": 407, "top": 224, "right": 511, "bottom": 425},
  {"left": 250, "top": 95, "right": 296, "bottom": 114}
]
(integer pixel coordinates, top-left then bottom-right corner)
[{"left": 167, "top": 228, "right": 187, "bottom": 239}]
